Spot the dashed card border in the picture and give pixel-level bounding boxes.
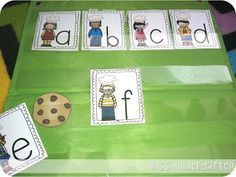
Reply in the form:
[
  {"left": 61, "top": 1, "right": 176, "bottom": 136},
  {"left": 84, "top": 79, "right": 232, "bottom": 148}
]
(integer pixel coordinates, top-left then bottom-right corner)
[
  {"left": 169, "top": 9, "right": 221, "bottom": 49},
  {"left": 32, "top": 11, "right": 80, "bottom": 51},
  {"left": 90, "top": 68, "right": 145, "bottom": 126},
  {"left": 128, "top": 10, "right": 173, "bottom": 50},
  {"left": 82, "top": 10, "right": 126, "bottom": 50},
  {"left": 0, "top": 103, "right": 47, "bottom": 176}
]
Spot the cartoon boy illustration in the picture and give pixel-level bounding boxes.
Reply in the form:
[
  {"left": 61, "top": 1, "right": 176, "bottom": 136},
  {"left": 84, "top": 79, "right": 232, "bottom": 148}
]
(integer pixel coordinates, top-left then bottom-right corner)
[
  {"left": 98, "top": 75, "right": 117, "bottom": 121},
  {"left": 88, "top": 15, "right": 103, "bottom": 47},
  {"left": 0, "top": 133, "right": 12, "bottom": 173},
  {"left": 133, "top": 15, "right": 148, "bottom": 47},
  {"left": 176, "top": 13, "right": 193, "bottom": 46},
  {"left": 41, "top": 15, "right": 59, "bottom": 47}
]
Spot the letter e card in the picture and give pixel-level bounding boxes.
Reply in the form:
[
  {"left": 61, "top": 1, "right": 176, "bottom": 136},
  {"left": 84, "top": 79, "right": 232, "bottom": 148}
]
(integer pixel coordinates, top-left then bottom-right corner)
[
  {"left": 91, "top": 68, "right": 145, "bottom": 125},
  {"left": 0, "top": 103, "right": 47, "bottom": 176}
]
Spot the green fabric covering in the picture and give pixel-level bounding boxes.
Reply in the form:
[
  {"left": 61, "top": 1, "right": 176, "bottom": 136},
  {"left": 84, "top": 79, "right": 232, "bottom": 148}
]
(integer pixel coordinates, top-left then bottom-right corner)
[
  {"left": 0, "top": 2, "right": 29, "bottom": 41},
  {"left": 4, "top": 1, "right": 236, "bottom": 176}
]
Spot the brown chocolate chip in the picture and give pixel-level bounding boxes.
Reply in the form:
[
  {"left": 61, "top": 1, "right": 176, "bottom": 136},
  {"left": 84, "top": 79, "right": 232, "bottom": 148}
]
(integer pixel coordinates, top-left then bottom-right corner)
[
  {"left": 42, "top": 119, "right": 50, "bottom": 124},
  {"left": 50, "top": 95, "right": 57, "bottom": 102},
  {"left": 64, "top": 103, "right": 71, "bottom": 109},
  {"left": 36, "top": 1, "right": 41, "bottom": 6},
  {"left": 58, "top": 115, "right": 65, "bottom": 122},
  {"left": 37, "top": 98, "right": 44, "bottom": 105},
  {"left": 37, "top": 109, "right": 44, "bottom": 115},
  {"left": 51, "top": 108, "right": 57, "bottom": 114}
]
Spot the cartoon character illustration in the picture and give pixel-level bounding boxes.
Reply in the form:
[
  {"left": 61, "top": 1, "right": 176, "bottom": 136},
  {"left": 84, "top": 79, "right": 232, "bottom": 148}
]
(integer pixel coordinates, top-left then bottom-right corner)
[
  {"left": 133, "top": 15, "right": 148, "bottom": 47},
  {"left": 41, "top": 15, "right": 59, "bottom": 47},
  {"left": 88, "top": 15, "right": 103, "bottom": 47},
  {"left": 176, "top": 13, "right": 193, "bottom": 46},
  {"left": 0, "top": 133, "right": 12, "bottom": 173},
  {"left": 98, "top": 75, "right": 117, "bottom": 121}
]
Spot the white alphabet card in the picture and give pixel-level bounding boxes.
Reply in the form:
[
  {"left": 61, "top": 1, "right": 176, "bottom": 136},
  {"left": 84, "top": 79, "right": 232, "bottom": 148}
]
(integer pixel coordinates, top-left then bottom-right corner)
[
  {"left": 169, "top": 10, "right": 220, "bottom": 49},
  {"left": 91, "top": 68, "right": 145, "bottom": 125},
  {"left": 0, "top": 103, "right": 47, "bottom": 176},
  {"left": 82, "top": 10, "right": 126, "bottom": 50},
  {"left": 128, "top": 10, "right": 173, "bottom": 50},
  {"left": 32, "top": 11, "right": 80, "bottom": 51}
]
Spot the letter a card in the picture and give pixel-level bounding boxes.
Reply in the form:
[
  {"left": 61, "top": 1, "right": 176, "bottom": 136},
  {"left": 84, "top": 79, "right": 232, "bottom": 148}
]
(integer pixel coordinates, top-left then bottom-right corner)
[
  {"left": 91, "top": 68, "right": 145, "bottom": 125},
  {"left": 169, "top": 10, "right": 220, "bottom": 49},
  {"left": 82, "top": 10, "right": 126, "bottom": 50},
  {"left": 32, "top": 11, "right": 80, "bottom": 51},
  {"left": 0, "top": 103, "right": 47, "bottom": 176},
  {"left": 128, "top": 10, "right": 173, "bottom": 50}
]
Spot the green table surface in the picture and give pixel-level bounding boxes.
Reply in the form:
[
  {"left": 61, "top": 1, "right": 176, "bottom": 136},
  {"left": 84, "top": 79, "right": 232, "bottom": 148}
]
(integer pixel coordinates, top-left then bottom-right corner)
[{"left": 4, "top": 0, "right": 236, "bottom": 176}]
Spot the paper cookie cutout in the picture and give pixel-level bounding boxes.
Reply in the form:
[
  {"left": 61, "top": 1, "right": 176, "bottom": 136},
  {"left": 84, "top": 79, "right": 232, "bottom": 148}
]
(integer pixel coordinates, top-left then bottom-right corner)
[
  {"left": 32, "top": 11, "right": 80, "bottom": 51},
  {"left": 33, "top": 93, "right": 72, "bottom": 127},
  {"left": 91, "top": 68, "right": 145, "bottom": 126}
]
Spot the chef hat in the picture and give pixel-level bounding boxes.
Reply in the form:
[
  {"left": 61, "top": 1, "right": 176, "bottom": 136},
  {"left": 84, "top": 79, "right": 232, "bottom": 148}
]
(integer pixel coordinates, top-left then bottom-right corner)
[
  {"left": 134, "top": 15, "right": 147, "bottom": 23},
  {"left": 89, "top": 15, "right": 103, "bottom": 22},
  {"left": 46, "top": 15, "right": 59, "bottom": 23},
  {"left": 176, "top": 13, "right": 190, "bottom": 21},
  {"left": 99, "top": 75, "right": 116, "bottom": 85}
]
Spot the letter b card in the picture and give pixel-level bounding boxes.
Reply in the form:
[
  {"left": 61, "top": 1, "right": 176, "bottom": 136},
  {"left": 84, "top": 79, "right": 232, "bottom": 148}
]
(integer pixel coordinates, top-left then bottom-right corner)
[
  {"left": 0, "top": 103, "right": 47, "bottom": 176},
  {"left": 82, "top": 10, "right": 126, "bottom": 50}
]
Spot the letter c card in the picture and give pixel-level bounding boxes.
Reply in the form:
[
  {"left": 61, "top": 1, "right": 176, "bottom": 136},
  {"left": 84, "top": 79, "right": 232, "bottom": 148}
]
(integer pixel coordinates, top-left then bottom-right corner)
[
  {"left": 128, "top": 10, "right": 173, "bottom": 50},
  {"left": 169, "top": 10, "right": 220, "bottom": 49},
  {"left": 32, "top": 11, "right": 80, "bottom": 51},
  {"left": 0, "top": 103, "right": 47, "bottom": 176}
]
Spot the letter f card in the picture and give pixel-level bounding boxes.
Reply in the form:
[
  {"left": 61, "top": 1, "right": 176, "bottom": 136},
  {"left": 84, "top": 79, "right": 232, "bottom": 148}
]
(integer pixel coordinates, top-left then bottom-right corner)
[
  {"left": 91, "top": 68, "right": 145, "bottom": 126},
  {"left": 0, "top": 103, "right": 47, "bottom": 176}
]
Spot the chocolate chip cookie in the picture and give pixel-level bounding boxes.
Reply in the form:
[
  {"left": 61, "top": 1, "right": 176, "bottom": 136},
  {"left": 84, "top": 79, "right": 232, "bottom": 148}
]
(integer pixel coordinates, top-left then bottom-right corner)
[{"left": 33, "top": 93, "right": 72, "bottom": 127}]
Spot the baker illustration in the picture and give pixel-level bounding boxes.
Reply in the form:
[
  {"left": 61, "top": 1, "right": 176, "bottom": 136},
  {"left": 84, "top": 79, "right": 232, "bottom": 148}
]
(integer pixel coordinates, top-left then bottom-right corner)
[
  {"left": 176, "top": 13, "right": 193, "bottom": 46},
  {"left": 41, "top": 15, "right": 59, "bottom": 47},
  {"left": 98, "top": 75, "right": 117, "bottom": 121},
  {"left": 133, "top": 15, "right": 148, "bottom": 47},
  {"left": 88, "top": 15, "right": 103, "bottom": 47},
  {"left": 0, "top": 133, "right": 12, "bottom": 173}
]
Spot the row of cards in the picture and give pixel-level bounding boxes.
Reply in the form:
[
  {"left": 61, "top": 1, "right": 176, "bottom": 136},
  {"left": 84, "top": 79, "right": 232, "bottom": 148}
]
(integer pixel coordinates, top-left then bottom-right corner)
[{"left": 32, "top": 9, "right": 221, "bottom": 51}]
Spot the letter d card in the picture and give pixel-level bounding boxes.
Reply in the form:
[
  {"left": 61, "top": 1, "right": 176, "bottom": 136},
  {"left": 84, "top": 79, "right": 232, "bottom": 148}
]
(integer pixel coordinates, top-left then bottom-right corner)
[
  {"left": 169, "top": 10, "right": 220, "bottom": 49},
  {"left": 0, "top": 103, "right": 47, "bottom": 176}
]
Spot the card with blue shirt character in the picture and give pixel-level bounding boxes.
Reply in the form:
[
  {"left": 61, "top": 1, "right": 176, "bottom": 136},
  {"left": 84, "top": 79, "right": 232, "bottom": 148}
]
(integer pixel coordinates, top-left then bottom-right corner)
[
  {"left": 82, "top": 10, "right": 126, "bottom": 50},
  {"left": 91, "top": 68, "right": 145, "bottom": 126}
]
